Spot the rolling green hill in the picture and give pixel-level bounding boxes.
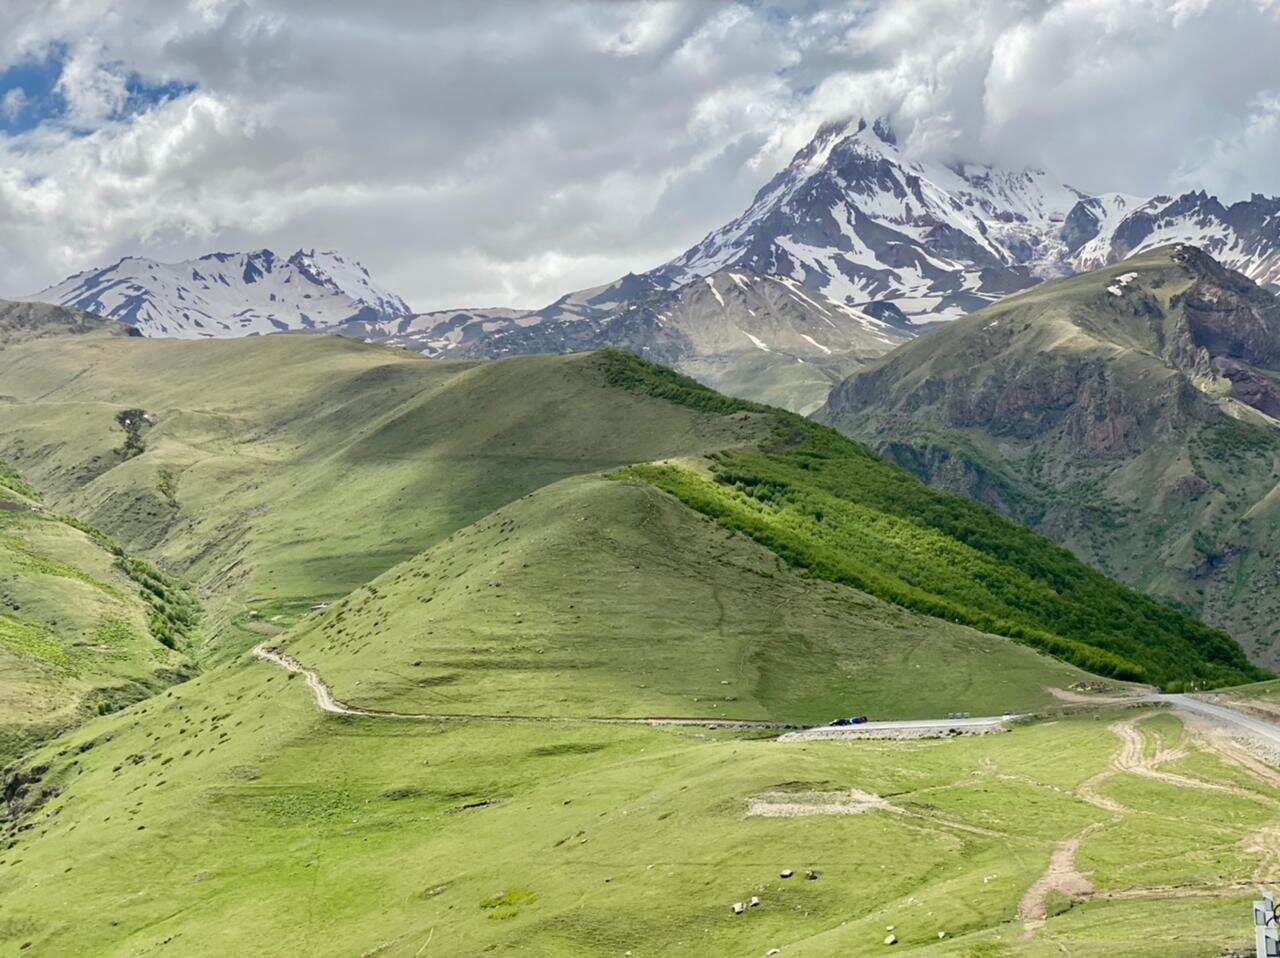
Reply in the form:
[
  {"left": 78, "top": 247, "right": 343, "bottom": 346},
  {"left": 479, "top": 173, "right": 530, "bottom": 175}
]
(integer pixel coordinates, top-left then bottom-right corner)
[
  {"left": 604, "top": 352, "right": 1263, "bottom": 689},
  {"left": 276, "top": 474, "right": 1088, "bottom": 725},
  {"left": 0, "top": 338, "right": 765, "bottom": 662},
  {"left": 819, "top": 246, "right": 1280, "bottom": 669},
  {"left": 0, "top": 329, "right": 1262, "bottom": 690},
  {"left": 0, "top": 461, "right": 194, "bottom": 764}
]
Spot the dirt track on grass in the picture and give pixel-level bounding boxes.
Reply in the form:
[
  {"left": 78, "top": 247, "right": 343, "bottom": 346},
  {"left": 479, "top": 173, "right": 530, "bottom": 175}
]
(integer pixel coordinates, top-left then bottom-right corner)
[
  {"left": 1019, "top": 711, "right": 1280, "bottom": 936},
  {"left": 252, "top": 643, "right": 792, "bottom": 729}
]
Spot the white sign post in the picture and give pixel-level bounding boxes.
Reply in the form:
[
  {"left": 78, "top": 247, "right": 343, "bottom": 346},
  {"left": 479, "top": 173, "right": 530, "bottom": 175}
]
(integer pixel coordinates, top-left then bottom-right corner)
[{"left": 1257, "top": 891, "right": 1279, "bottom": 957}]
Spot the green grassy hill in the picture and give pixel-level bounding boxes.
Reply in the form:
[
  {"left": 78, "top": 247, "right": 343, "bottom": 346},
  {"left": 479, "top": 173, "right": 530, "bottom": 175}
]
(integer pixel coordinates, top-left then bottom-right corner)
[
  {"left": 0, "top": 331, "right": 1262, "bottom": 690},
  {"left": 0, "top": 339, "right": 763, "bottom": 662},
  {"left": 604, "top": 353, "right": 1262, "bottom": 690},
  {"left": 0, "top": 462, "right": 194, "bottom": 764},
  {"left": 278, "top": 474, "right": 1087, "bottom": 725},
  {"left": 818, "top": 246, "right": 1280, "bottom": 669}
]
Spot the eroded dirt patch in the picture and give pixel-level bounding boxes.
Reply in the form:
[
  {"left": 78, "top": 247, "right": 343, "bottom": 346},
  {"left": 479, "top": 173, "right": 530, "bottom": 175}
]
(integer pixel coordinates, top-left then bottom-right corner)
[{"left": 746, "top": 787, "right": 889, "bottom": 818}]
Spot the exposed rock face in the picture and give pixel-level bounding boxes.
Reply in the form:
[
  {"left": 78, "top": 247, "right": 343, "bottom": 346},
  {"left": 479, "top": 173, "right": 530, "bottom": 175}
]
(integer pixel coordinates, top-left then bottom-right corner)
[
  {"left": 819, "top": 246, "right": 1280, "bottom": 668},
  {"left": 0, "top": 299, "right": 118, "bottom": 346}
]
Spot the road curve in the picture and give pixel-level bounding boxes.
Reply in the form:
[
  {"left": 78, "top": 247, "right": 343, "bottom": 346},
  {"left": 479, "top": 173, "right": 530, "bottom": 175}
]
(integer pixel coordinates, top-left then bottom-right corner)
[{"left": 1157, "top": 693, "right": 1280, "bottom": 750}]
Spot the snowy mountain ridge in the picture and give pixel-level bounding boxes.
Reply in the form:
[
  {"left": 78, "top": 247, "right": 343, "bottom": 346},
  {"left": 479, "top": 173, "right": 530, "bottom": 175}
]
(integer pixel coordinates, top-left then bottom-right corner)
[
  {"left": 28, "top": 248, "right": 411, "bottom": 338},
  {"left": 647, "top": 117, "right": 1280, "bottom": 323},
  {"left": 23, "top": 117, "right": 1280, "bottom": 391}
]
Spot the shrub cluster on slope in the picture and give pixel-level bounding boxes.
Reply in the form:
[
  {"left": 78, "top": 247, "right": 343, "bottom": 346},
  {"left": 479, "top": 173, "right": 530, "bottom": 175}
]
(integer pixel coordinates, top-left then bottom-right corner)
[
  {"left": 597, "top": 350, "right": 1265, "bottom": 689},
  {"left": 0, "top": 460, "right": 198, "bottom": 762},
  {"left": 55, "top": 512, "right": 200, "bottom": 650}
]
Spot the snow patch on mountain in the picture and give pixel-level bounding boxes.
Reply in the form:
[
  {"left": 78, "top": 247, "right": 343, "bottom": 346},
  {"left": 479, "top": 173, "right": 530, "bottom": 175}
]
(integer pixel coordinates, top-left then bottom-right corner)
[{"left": 28, "top": 249, "right": 411, "bottom": 338}]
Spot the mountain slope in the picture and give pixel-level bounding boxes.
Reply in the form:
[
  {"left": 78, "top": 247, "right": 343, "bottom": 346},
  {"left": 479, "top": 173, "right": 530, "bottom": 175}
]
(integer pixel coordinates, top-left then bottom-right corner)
[
  {"left": 342, "top": 118, "right": 1280, "bottom": 415},
  {"left": 651, "top": 118, "right": 1081, "bottom": 324},
  {"left": 0, "top": 321, "right": 1261, "bottom": 687},
  {"left": 366, "top": 266, "right": 912, "bottom": 413},
  {"left": 279, "top": 473, "right": 1089, "bottom": 724},
  {"left": 605, "top": 353, "right": 1262, "bottom": 689},
  {"left": 0, "top": 298, "right": 126, "bottom": 347},
  {"left": 28, "top": 248, "right": 410, "bottom": 337},
  {"left": 0, "top": 462, "right": 194, "bottom": 763},
  {"left": 0, "top": 339, "right": 769, "bottom": 662},
  {"left": 819, "top": 245, "right": 1280, "bottom": 668},
  {"left": 1068, "top": 190, "right": 1280, "bottom": 288}
]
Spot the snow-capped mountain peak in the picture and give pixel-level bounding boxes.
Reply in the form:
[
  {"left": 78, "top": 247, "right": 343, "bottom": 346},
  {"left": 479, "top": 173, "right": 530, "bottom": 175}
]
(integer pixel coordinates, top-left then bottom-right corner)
[
  {"left": 652, "top": 115, "right": 1085, "bottom": 322},
  {"left": 28, "top": 248, "right": 410, "bottom": 339},
  {"left": 648, "top": 117, "right": 1280, "bottom": 325}
]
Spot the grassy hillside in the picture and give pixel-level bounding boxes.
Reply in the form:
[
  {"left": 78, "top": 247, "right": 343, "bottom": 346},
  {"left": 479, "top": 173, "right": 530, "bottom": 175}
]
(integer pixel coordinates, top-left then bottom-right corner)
[
  {"left": 0, "top": 636, "right": 1273, "bottom": 956},
  {"left": 1207, "top": 678, "right": 1280, "bottom": 720},
  {"left": 0, "top": 461, "right": 194, "bottom": 764},
  {"left": 818, "top": 246, "right": 1280, "bottom": 669},
  {"left": 1, "top": 331, "right": 1275, "bottom": 954},
  {"left": 0, "top": 330, "right": 1261, "bottom": 689},
  {"left": 604, "top": 352, "right": 1263, "bottom": 690},
  {"left": 279, "top": 475, "right": 1087, "bottom": 724},
  {"left": 0, "top": 338, "right": 764, "bottom": 662}
]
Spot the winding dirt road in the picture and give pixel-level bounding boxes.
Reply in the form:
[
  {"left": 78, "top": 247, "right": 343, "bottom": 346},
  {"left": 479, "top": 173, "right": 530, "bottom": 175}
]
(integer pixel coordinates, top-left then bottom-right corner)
[{"left": 252, "top": 643, "right": 793, "bottom": 729}]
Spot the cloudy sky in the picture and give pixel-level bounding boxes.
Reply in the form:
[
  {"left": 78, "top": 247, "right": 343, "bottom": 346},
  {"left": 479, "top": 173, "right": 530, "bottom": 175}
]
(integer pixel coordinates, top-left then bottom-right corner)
[{"left": 3, "top": 0, "right": 1280, "bottom": 311}]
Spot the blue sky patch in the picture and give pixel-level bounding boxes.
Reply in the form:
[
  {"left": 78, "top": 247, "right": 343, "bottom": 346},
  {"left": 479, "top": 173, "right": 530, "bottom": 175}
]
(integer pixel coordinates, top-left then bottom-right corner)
[
  {"left": 0, "top": 48, "right": 64, "bottom": 135},
  {"left": 0, "top": 44, "right": 195, "bottom": 136}
]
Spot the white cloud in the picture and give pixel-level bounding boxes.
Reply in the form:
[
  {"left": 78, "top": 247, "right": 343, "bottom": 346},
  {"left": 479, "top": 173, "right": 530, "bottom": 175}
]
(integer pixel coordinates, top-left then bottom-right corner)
[
  {"left": 55, "top": 40, "right": 129, "bottom": 127},
  {"left": 1, "top": 88, "right": 27, "bottom": 121},
  {"left": 1, "top": 0, "right": 1280, "bottom": 311}
]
